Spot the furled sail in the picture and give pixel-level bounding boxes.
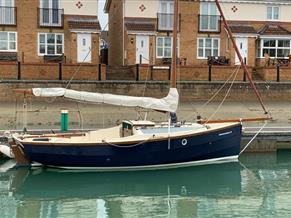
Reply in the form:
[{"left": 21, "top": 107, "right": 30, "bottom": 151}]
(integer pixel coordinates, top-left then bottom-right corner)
[{"left": 32, "top": 88, "right": 179, "bottom": 112}]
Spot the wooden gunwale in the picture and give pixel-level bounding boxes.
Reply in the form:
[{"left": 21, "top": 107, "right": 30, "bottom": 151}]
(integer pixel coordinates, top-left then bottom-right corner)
[{"left": 16, "top": 123, "right": 241, "bottom": 146}]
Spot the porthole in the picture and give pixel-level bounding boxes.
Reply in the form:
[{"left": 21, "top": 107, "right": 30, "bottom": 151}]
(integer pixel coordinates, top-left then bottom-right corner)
[{"left": 181, "top": 139, "right": 187, "bottom": 146}]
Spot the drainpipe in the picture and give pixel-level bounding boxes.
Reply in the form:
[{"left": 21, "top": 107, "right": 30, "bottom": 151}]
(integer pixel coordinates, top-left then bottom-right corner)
[{"left": 122, "top": 0, "right": 125, "bottom": 66}]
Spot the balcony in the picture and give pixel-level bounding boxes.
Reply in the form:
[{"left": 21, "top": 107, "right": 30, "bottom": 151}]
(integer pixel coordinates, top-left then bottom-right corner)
[
  {"left": 0, "top": 7, "right": 17, "bottom": 26},
  {"left": 38, "top": 8, "right": 64, "bottom": 28},
  {"left": 157, "top": 13, "right": 180, "bottom": 31},
  {"left": 198, "top": 15, "right": 221, "bottom": 33}
]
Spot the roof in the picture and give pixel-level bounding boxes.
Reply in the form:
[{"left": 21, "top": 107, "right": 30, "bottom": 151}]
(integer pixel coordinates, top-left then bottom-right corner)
[
  {"left": 125, "top": 18, "right": 156, "bottom": 32},
  {"left": 68, "top": 19, "right": 101, "bottom": 31},
  {"left": 125, "top": 23, "right": 155, "bottom": 32},
  {"left": 229, "top": 25, "right": 257, "bottom": 34},
  {"left": 257, "top": 24, "right": 291, "bottom": 35}
]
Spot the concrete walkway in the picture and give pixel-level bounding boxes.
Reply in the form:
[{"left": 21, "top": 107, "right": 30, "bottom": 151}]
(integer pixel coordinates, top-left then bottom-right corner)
[{"left": 0, "top": 99, "right": 290, "bottom": 131}]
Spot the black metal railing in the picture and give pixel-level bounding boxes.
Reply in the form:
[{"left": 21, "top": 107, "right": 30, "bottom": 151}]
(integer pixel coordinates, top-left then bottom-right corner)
[
  {"left": 0, "top": 6, "right": 17, "bottom": 26},
  {"left": 198, "top": 15, "right": 221, "bottom": 33},
  {"left": 38, "top": 8, "right": 64, "bottom": 27}
]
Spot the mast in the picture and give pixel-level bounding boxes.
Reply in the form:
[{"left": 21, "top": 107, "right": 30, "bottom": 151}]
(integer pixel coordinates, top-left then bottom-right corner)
[
  {"left": 214, "top": 0, "right": 269, "bottom": 115},
  {"left": 171, "top": 0, "right": 179, "bottom": 88}
]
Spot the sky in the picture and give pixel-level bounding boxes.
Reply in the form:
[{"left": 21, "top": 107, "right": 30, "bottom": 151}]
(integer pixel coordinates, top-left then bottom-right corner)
[{"left": 98, "top": 0, "right": 108, "bottom": 30}]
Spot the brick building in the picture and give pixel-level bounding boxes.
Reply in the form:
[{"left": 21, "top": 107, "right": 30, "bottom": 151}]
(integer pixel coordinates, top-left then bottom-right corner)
[
  {"left": 104, "top": 0, "right": 291, "bottom": 69},
  {"left": 0, "top": 0, "right": 101, "bottom": 80}
]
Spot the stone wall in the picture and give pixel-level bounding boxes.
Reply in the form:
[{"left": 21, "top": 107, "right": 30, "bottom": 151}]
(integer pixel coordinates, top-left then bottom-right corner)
[{"left": 1, "top": 80, "right": 291, "bottom": 103}]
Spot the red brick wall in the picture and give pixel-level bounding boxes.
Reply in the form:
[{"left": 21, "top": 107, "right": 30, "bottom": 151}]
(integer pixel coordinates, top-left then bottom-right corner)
[
  {"left": 257, "top": 66, "right": 291, "bottom": 81},
  {"left": 0, "top": 62, "right": 102, "bottom": 80},
  {"left": 139, "top": 65, "right": 249, "bottom": 81}
]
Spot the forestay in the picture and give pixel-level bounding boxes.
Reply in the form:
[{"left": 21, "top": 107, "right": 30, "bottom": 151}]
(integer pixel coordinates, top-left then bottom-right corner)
[{"left": 32, "top": 88, "right": 179, "bottom": 113}]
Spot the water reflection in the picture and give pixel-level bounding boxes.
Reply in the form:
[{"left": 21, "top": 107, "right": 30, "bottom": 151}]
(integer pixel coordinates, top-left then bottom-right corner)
[{"left": 1, "top": 151, "right": 291, "bottom": 217}]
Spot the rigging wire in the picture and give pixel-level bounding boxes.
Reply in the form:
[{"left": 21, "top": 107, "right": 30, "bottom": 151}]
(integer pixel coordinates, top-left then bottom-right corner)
[
  {"left": 204, "top": 66, "right": 240, "bottom": 124},
  {"left": 197, "top": 66, "right": 240, "bottom": 113},
  {"left": 183, "top": 65, "right": 241, "bottom": 121}
]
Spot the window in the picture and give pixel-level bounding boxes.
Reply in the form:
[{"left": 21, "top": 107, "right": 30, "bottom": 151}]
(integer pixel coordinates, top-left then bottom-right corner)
[
  {"left": 197, "top": 38, "right": 219, "bottom": 59},
  {"left": 267, "top": 6, "right": 279, "bottom": 20},
  {"left": 0, "top": 0, "right": 15, "bottom": 25},
  {"left": 260, "top": 39, "right": 290, "bottom": 58},
  {"left": 158, "top": 0, "right": 174, "bottom": 30},
  {"left": 200, "top": 2, "right": 219, "bottom": 32},
  {"left": 156, "top": 36, "right": 179, "bottom": 58},
  {"left": 38, "top": 33, "right": 63, "bottom": 55},
  {"left": 157, "top": 37, "right": 172, "bottom": 58},
  {"left": 0, "top": 31, "right": 17, "bottom": 51},
  {"left": 40, "top": 0, "right": 61, "bottom": 26}
]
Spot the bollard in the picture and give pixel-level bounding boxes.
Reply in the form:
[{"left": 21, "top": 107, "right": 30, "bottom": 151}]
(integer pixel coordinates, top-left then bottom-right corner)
[{"left": 61, "top": 110, "right": 69, "bottom": 132}]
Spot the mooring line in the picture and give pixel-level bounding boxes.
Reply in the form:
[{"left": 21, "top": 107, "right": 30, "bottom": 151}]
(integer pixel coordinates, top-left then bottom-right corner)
[{"left": 239, "top": 121, "right": 268, "bottom": 156}]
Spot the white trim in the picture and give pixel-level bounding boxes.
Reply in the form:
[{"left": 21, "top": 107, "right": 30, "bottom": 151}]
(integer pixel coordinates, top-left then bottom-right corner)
[
  {"left": 233, "top": 33, "right": 258, "bottom": 38},
  {"left": 70, "top": 29, "right": 100, "bottom": 34},
  {"left": 127, "top": 31, "right": 156, "bottom": 36},
  {"left": 259, "top": 38, "right": 291, "bottom": 58},
  {"left": 260, "top": 35, "right": 291, "bottom": 39},
  {"left": 47, "top": 155, "right": 239, "bottom": 172},
  {"left": 37, "top": 32, "right": 64, "bottom": 56},
  {"left": 0, "top": 31, "right": 17, "bottom": 52},
  {"left": 153, "top": 66, "right": 170, "bottom": 69}
]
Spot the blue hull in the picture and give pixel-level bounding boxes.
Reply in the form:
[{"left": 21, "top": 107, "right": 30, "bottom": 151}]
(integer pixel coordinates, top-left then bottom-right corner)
[{"left": 21, "top": 124, "right": 242, "bottom": 169}]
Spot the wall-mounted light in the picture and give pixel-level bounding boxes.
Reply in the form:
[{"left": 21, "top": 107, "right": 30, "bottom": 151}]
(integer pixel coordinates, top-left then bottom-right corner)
[{"left": 130, "top": 38, "right": 134, "bottom": 44}]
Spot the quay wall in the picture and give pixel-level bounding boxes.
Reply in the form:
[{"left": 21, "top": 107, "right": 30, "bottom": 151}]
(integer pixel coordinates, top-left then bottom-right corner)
[{"left": 0, "top": 80, "right": 291, "bottom": 102}]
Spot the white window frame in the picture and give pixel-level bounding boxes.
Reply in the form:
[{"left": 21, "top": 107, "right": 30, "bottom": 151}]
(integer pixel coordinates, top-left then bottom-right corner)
[
  {"left": 0, "top": 31, "right": 17, "bottom": 52},
  {"left": 40, "top": 0, "right": 60, "bottom": 9},
  {"left": 199, "top": 2, "right": 218, "bottom": 32},
  {"left": 39, "top": 0, "right": 61, "bottom": 26},
  {"left": 197, "top": 38, "right": 220, "bottom": 59},
  {"left": 266, "top": 6, "right": 279, "bottom": 21},
  {"left": 260, "top": 38, "right": 291, "bottom": 59},
  {"left": 156, "top": 36, "right": 179, "bottom": 59},
  {"left": 159, "top": 0, "right": 174, "bottom": 31},
  {"left": 0, "top": 0, "right": 15, "bottom": 25},
  {"left": 38, "top": 33, "right": 64, "bottom": 56}
]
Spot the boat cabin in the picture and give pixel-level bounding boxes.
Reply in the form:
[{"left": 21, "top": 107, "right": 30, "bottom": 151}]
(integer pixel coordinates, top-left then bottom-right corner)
[{"left": 121, "top": 120, "right": 155, "bottom": 137}]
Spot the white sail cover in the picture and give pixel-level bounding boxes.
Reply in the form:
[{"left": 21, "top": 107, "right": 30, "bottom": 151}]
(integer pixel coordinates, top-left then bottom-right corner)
[{"left": 32, "top": 88, "right": 179, "bottom": 112}]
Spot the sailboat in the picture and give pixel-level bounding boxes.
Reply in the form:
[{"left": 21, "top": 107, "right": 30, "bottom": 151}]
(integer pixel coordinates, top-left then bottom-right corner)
[{"left": 10, "top": 0, "right": 267, "bottom": 170}]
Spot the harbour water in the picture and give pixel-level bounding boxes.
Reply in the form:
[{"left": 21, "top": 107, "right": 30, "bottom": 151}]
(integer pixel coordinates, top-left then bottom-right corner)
[{"left": 1, "top": 151, "right": 291, "bottom": 218}]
